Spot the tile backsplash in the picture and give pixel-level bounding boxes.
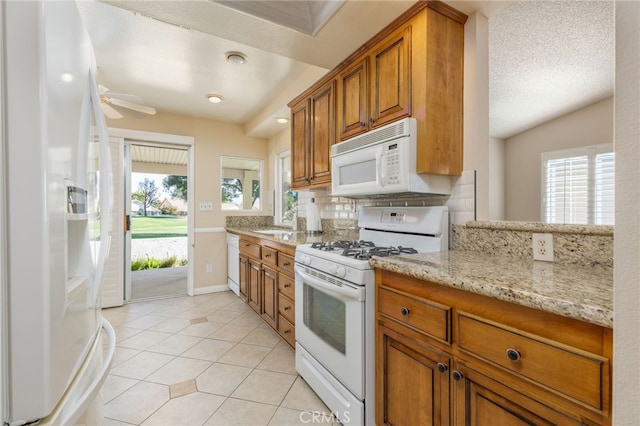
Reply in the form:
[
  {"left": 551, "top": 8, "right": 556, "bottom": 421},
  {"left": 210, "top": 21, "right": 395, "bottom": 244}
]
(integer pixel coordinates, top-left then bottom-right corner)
[{"left": 296, "top": 170, "right": 476, "bottom": 225}]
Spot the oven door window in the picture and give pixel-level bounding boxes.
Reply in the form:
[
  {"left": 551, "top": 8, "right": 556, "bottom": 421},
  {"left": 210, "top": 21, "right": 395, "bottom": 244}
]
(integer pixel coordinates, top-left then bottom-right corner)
[{"left": 304, "top": 285, "right": 346, "bottom": 354}]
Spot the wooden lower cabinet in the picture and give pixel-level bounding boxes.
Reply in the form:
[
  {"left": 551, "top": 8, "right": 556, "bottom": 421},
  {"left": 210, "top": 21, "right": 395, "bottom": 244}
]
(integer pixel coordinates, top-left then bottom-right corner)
[
  {"left": 377, "top": 324, "right": 450, "bottom": 426},
  {"left": 247, "top": 259, "right": 261, "bottom": 315},
  {"left": 238, "top": 254, "right": 248, "bottom": 302},
  {"left": 452, "top": 360, "right": 579, "bottom": 426},
  {"left": 237, "top": 235, "right": 296, "bottom": 349},
  {"left": 261, "top": 265, "right": 278, "bottom": 328},
  {"left": 376, "top": 269, "right": 612, "bottom": 426}
]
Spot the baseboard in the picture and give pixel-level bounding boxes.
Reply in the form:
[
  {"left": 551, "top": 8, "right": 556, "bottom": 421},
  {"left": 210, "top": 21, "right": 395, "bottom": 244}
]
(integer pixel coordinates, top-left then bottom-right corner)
[{"left": 193, "top": 284, "right": 230, "bottom": 295}]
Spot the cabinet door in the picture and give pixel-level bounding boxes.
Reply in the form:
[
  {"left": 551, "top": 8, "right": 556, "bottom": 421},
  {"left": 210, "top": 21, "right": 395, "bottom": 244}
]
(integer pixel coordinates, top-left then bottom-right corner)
[
  {"left": 369, "top": 25, "right": 411, "bottom": 128},
  {"left": 291, "top": 99, "right": 310, "bottom": 189},
  {"left": 261, "top": 265, "right": 278, "bottom": 329},
  {"left": 309, "top": 80, "right": 335, "bottom": 185},
  {"left": 377, "top": 324, "right": 450, "bottom": 426},
  {"left": 337, "top": 57, "right": 368, "bottom": 141},
  {"left": 248, "top": 259, "right": 261, "bottom": 315},
  {"left": 452, "top": 360, "right": 581, "bottom": 426},
  {"left": 238, "top": 254, "right": 248, "bottom": 302}
]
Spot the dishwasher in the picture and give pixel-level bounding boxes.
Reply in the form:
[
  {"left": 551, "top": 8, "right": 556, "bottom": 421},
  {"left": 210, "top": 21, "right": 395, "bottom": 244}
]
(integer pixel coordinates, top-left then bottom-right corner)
[{"left": 226, "top": 233, "right": 240, "bottom": 296}]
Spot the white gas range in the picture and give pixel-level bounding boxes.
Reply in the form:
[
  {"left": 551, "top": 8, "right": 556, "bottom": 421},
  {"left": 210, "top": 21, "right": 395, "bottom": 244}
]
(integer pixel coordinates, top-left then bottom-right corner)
[{"left": 294, "top": 206, "right": 449, "bottom": 425}]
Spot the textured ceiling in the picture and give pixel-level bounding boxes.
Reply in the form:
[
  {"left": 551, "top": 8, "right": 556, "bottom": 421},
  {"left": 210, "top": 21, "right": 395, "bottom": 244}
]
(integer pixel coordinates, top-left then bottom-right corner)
[{"left": 489, "top": 0, "right": 614, "bottom": 139}]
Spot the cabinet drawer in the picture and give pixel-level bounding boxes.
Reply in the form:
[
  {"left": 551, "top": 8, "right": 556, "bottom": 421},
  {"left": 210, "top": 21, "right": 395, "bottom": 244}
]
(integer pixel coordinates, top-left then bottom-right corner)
[
  {"left": 279, "top": 293, "right": 295, "bottom": 324},
  {"left": 261, "top": 246, "right": 278, "bottom": 267},
  {"left": 278, "top": 253, "right": 295, "bottom": 276},
  {"left": 240, "top": 240, "right": 261, "bottom": 259},
  {"left": 279, "top": 273, "right": 295, "bottom": 300},
  {"left": 378, "top": 287, "right": 451, "bottom": 343},
  {"left": 278, "top": 314, "right": 295, "bottom": 347},
  {"left": 458, "top": 313, "right": 609, "bottom": 410}
]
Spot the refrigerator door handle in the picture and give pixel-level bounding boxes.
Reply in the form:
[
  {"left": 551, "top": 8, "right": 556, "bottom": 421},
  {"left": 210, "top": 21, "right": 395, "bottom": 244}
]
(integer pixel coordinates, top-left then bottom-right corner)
[{"left": 59, "top": 319, "right": 116, "bottom": 426}]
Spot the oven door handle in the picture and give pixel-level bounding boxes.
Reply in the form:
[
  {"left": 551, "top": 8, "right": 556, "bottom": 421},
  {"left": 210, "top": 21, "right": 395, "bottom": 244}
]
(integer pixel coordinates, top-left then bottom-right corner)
[{"left": 295, "top": 265, "right": 365, "bottom": 302}]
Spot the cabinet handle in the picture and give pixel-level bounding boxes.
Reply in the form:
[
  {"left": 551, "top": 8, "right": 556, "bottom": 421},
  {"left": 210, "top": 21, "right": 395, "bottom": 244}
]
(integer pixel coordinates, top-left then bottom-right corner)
[
  {"left": 369, "top": 117, "right": 375, "bottom": 124},
  {"left": 360, "top": 121, "right": 366, "bottom": 127},
  {"left": 400, "top": 307, "right": 410, "bottom": 316},
  {"left": 265, "top": 254, "right": 271, "bottom": 258},
  {"left": 436, "top": 363, "right": 448, "bottom": 373},
  {"left": 284, "top": 306, "right": 290, "bottom": 311},
  {"left": 452, "top": 370, "right": 464, "bottom": 381},
  {"left": 284, "top": 284, "right": 291, "bottom": 288},
  {"left": 506, "top": 348, "right": 522, "bottom": 362},
  {"left": 284, "top": 329, "right": 291, "bottom": 334},
  {"left": 283, "top": 262, "right": 290, "bottom": 266}
]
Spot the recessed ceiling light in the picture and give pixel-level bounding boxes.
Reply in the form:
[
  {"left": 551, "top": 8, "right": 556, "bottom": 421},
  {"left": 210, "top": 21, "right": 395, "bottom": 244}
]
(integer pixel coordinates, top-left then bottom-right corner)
[
  {"left": 275, "top": 117, "right": 289, "bottom": 124},
  {"left": 225, "top": 51, "right": 247, "bottom": 65},
  {"left": 207, "top": 94, "right": 224, "bottom": 103}
]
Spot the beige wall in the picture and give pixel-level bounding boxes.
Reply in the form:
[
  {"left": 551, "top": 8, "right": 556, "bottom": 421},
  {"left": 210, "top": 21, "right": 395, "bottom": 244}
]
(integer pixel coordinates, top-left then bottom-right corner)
[
  {"left": 108, "top": 112, "right": 269, "bottom": 290},
  {"left": 504, "top": 97, "right": 614, "bottom": 221}
]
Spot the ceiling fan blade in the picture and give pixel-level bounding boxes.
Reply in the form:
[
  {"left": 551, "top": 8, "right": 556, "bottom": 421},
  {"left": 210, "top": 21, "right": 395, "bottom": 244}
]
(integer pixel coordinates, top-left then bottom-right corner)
[
  {"left": 104, "top": 92, "right": 144, "bottom": 103},
  {"left": 108, "top": 98, "right": 156, "bottom": 115},
  {"left": 101, "top": 102, "right": 123, "bottom": 119}
]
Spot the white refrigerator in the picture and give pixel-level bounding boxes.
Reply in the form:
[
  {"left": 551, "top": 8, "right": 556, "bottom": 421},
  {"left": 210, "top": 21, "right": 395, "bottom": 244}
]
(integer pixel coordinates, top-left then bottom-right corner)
[{"left": 1, "top": 1, "right": 115, "bottom": 425}]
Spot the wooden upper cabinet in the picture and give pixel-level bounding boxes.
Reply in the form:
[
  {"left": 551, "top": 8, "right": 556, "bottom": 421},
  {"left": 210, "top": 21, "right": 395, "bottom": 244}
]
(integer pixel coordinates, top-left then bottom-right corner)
[
  {"left": 337, "top": 58, "right": 368, "bottom": 140},
  {"left": 309, "top": 81, "right": 334, "bottom": 184},
  {"left": 290, "top": 99, "right": 310, "bottom": 189},
  {"left": 291, "top": 80, "right": 335, "bottom": 190},
  {"left": 337, "top": 24, "right": 411, "bottom": 141},
  {"left": 369, "top": 25, "right": 411, "bottom": 129},
  {"left": 413, "top": 7, "right": 465, "bottom": 175},
  {"left": 289, "top": 1, "right": 467, "bottom": 181}
]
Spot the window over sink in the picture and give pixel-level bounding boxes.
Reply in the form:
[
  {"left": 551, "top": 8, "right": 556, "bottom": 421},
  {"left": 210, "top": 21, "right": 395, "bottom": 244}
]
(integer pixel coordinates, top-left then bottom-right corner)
[{"left": 275, "top": 150, "right": 298, "bottom": 226}]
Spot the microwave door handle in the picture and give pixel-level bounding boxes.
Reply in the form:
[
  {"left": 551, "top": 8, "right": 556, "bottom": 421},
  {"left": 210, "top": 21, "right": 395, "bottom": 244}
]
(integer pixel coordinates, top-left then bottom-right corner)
[
  {"left": 377, "top": 148, "right": 386, "bottom": 187},
  {"left": 295, "top": 265, "right": 365, "bottom": 301}
]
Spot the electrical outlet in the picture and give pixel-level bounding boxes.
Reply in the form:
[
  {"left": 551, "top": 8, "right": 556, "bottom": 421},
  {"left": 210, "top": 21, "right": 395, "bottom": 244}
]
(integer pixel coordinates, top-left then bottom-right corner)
[
  {"left": 206, "top": 263, "right": 212, "bottom": 273},
  {"left": 199, "top": 202, "right": 213, "bottom": 211},
  {"left": 532, "top": 233, "right": 554, "bottom": 262}
]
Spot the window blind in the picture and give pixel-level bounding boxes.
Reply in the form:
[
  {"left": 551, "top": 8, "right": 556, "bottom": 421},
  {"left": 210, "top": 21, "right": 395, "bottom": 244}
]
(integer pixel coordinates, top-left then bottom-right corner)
[{"left": 542, "top": 145, "right": 614, "bottom": 225}]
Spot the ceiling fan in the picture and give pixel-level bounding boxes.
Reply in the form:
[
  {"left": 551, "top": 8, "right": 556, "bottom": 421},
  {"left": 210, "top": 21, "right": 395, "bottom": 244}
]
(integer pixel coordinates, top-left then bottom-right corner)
[{"left": 98, "top": 84, "right": 157, "bottom": 119}]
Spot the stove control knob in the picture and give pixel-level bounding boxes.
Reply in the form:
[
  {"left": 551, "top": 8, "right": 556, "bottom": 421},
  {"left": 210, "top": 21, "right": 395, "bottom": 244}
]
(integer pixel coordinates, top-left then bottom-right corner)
[
  {"left": 336, "top": 266, "right": 347, "bottom": 278},
  {"left": 301, "top": 255, "right": 311, "bottom": 265},
  {"left": 329, "top": 265, "right": 338, "bottom": 275}
]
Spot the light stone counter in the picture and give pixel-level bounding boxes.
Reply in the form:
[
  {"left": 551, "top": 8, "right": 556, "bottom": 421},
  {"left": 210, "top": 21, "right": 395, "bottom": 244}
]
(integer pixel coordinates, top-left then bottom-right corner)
[
  {"left": 225, "top": 227, "right": 359, "bottom": 247},
  {"left": 370, "top": 250, "right": 613, "bottom": 328}
]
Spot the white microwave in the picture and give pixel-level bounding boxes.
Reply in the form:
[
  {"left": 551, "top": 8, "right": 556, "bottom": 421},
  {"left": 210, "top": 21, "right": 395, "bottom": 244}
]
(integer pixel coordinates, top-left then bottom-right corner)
[{"left": 331, "top": 118, "right": 451, "bottom": 198}]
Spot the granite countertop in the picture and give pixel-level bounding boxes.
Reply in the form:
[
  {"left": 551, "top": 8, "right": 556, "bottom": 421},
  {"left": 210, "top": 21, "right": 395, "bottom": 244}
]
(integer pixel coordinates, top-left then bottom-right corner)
[
  {"left": 370, "top": 250, "right": 613, "bottom": 329},
  {"left": 225, "top": 226, "right": 356, "bottom": 247}
]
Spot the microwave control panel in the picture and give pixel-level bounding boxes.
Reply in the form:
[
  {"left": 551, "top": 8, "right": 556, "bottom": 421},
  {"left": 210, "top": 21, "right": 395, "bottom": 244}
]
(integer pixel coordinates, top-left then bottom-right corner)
[{"left": 384, "top": 143, "right": 401, "bottom": 185}]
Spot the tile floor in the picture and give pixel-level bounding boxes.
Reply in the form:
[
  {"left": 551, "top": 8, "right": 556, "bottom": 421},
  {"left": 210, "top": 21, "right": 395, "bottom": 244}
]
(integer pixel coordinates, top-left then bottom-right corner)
[{"left": 101, "top": 291, "right": 338, "bottom": 425}]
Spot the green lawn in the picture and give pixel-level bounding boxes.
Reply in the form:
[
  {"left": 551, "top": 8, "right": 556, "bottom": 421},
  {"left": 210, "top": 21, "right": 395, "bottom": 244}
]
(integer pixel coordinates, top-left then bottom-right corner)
[{"left": 131, "top": 216, "right": 187, "bottom": 239}]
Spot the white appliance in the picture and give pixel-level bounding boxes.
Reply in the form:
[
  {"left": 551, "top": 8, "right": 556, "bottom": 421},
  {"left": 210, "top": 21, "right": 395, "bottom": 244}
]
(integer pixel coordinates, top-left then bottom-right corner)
[
  {"left": 331, "top": 117, "right": 452, "bottom": 198},
  {"left": 295, "top": 206, "right": 449, "bottom": 425},
  {"left": 227, "top": 233, "right": 240, "bottom": 296},
  {"left": 1, "top": 1, "right": 115, "bottom": 425}
]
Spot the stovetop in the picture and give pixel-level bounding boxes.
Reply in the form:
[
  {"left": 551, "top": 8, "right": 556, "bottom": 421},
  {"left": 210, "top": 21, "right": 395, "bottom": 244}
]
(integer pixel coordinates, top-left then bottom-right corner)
[{"left": 309, "top": 240, "right": 418, "bottom": 260}]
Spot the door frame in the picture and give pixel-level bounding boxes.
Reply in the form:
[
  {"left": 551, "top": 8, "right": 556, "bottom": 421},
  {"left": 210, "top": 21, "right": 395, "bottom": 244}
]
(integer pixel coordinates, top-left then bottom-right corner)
[{"left": 108, "top": 127, "right": 195, "bottom": 298}]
